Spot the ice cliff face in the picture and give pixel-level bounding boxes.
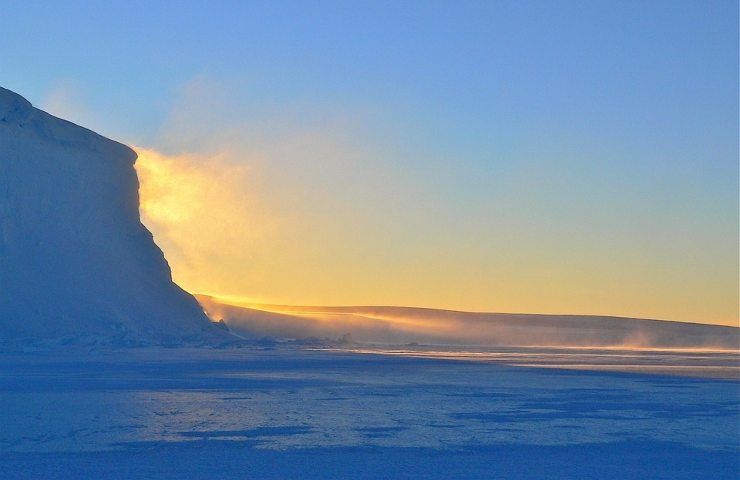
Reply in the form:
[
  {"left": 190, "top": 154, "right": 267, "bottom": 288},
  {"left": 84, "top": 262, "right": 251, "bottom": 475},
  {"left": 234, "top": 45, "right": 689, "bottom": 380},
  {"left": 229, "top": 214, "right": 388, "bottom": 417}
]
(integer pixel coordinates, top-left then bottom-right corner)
[{"left": 0, "top": 87, "right": 224, "bottom": 344}]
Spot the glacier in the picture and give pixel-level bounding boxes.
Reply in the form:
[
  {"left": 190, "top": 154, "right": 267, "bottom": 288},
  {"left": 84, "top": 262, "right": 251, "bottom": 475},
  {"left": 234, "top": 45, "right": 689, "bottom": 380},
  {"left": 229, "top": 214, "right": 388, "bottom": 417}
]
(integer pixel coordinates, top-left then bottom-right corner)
[{"left": 0, "top": 87, "right": 224, "bottom": 344}]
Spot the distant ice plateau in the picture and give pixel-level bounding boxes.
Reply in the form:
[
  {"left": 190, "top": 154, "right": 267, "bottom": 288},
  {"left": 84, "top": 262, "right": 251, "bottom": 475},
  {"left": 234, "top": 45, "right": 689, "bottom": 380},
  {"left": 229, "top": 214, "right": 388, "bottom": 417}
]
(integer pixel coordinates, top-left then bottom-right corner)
[{"left": 198, "top": 296, "right": 738, "bottom": 351}]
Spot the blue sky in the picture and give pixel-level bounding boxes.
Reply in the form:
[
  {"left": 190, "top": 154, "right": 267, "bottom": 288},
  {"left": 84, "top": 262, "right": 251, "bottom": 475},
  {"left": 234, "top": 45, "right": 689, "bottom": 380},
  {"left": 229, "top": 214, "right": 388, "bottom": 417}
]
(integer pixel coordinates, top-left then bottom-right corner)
[{"left": 1, "top": 1, "right": 737, "bottom": 324}]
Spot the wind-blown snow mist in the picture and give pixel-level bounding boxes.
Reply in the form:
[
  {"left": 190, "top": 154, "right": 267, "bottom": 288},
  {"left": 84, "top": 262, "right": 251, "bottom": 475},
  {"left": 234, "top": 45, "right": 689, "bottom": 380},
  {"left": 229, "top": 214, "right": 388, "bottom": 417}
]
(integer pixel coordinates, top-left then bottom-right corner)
[
  {"left": 134, "top": 147, "right": 276, "bottom": 297},
  {"left": 197, "top": 296, "right": 739, "bottom": 350}
]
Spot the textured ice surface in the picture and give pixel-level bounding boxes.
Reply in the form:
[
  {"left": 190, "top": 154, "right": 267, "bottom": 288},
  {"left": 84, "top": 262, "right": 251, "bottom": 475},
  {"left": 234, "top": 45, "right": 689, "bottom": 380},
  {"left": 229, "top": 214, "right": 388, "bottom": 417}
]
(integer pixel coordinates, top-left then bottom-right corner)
[{"left": 0, "top": 346, "right": 737, "bottom": 479}]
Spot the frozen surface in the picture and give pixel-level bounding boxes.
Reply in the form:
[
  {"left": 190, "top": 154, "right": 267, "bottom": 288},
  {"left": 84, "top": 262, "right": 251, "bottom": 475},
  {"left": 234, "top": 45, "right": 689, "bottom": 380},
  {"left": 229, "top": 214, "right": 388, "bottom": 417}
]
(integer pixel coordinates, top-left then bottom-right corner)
[
  {"left": 0, "top": 345, "right": 737, "bottom": 479},
  {"left": 328, "top": 345, "right": 740, "bottom": 380}
]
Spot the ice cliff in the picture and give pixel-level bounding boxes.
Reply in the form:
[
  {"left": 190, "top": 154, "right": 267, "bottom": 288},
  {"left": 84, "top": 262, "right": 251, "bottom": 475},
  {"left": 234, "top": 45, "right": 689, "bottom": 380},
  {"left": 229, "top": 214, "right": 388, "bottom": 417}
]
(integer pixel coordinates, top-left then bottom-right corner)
[{"left": 0, "top": 87, "right": 224, "bottom": 344}]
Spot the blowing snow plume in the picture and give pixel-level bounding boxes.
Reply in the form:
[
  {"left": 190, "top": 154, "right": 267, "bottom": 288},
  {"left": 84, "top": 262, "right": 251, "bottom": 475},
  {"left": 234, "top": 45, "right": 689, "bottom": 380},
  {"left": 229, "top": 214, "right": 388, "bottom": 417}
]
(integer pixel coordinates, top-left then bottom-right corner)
[
  {"left": 197, "top": 296, "right": 739, "bottom": 350},
  {"left": 0, "top": 87, "right": 229, "bottom": 344},
  {"left": 133, "top": 146, "right": 271, "bottom": 298}
]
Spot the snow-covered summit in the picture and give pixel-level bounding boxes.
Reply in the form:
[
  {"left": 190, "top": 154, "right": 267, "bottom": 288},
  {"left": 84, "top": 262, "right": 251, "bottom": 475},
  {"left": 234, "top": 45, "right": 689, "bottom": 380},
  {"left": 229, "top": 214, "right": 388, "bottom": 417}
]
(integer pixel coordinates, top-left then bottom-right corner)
[
  {"left": 0, "top": 87, "right": 227, "bottom": 344},
  {"left": 0, "top": 87, "right": 32, "bottom": 123}
]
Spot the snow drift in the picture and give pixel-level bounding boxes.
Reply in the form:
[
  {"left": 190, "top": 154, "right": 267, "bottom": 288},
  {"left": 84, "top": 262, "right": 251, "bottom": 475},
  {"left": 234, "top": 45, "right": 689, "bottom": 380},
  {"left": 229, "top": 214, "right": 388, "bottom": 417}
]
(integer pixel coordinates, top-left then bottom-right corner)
[
  {"left": 197, "top": 296, "right": 739, "bottom": 350},
  {"left": 0, "top": 87, "right": 224, "bottom": 344}
]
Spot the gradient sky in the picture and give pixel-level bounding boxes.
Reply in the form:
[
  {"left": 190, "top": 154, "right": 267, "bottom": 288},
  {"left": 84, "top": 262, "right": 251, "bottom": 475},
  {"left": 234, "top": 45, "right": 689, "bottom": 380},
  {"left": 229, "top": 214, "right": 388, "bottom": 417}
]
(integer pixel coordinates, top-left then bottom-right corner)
[{"left": 1, "top": 1, "right": 737, "bottom": 325}]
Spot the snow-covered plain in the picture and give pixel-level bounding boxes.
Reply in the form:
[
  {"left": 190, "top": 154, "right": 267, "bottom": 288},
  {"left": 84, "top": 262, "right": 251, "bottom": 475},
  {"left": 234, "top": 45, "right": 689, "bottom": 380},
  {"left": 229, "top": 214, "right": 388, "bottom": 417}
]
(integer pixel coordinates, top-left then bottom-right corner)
[{"left": 0, "top": 344, "right": 737, "bottom": 479}]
